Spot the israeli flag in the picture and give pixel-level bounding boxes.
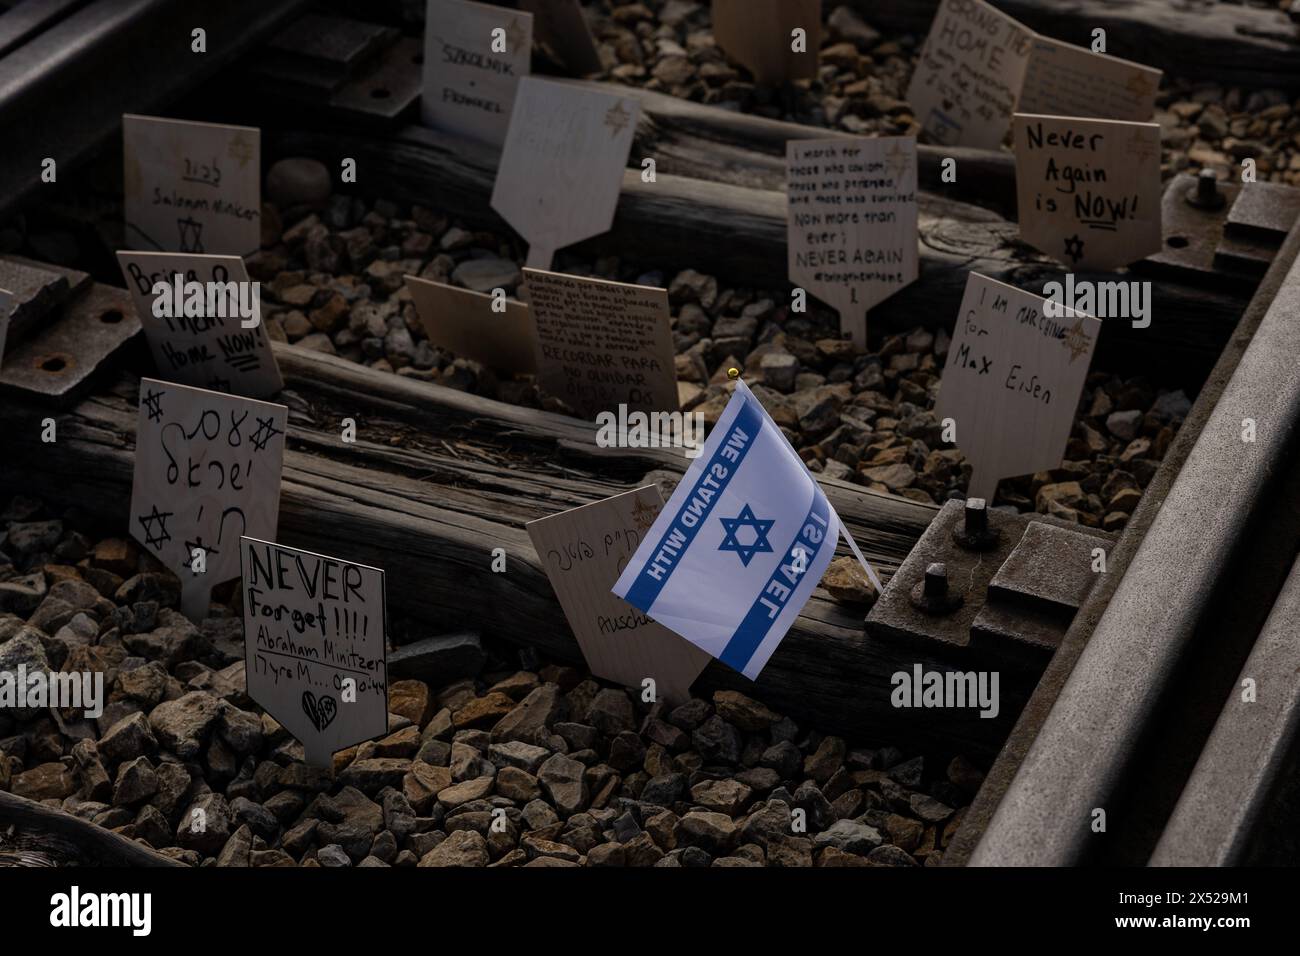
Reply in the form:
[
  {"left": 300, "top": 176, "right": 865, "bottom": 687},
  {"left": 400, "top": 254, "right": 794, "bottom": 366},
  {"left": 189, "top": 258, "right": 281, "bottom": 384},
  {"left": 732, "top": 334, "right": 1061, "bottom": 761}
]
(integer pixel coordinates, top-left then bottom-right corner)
[{"left": 613, "top": 380, "right": 881, "bottom": 679}]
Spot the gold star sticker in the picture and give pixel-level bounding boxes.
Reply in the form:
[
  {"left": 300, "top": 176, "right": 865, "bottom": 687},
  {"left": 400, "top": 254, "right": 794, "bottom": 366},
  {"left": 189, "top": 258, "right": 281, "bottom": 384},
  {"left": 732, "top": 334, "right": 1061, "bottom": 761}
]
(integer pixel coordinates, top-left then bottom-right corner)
[
  {"left": 1126, "top": 129, "right": 1158, "bottom": 164},
  {"left": 1125, "top": 71, "right": 1155, "bottom": 99},
  {"left": 504, "top": 17, "right": 526, "bottom": 55},
  {"left": 631, "top": 495, "right": 658, "bottom": 533},
  {"left": 604, "top": 101, "right": 632, "bottom": 137},
  {"left": 1062, "top": 317, "right": 1093, "bottom": 364},
  {"left": 884, "top": 140, "right": 913, "bottom": 183},
  {"left": 227, "top": 132, "right": 254, "bottom": 168}
]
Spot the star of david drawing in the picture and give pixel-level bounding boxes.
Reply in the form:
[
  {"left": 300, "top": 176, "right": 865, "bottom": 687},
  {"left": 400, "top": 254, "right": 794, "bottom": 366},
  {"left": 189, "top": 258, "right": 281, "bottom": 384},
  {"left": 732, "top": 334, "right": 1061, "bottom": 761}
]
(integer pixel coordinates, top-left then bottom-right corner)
[
  {"left": 1126, "top": 130, "right": 1157, "bottom": 163},
  {"left": 183, "top": 535, "right": 219, "bottom": 574},
  {"left": 604, "top": 101, "right": 632, "bottom": 137},
  {"left": 884, "top": 141, "right": 913, "bottom": 183},
  {"left": 718, "top": 504, "right": 775, "bottom": 567},
  {"left": 138, "top": 506, "right": 174, "bottom": 550},
  {"left": 504, "top": 17, "right": 526, "bottom": 54},
  {"left": 1063, "top": 234, "right": 1085, "bottom": 264},
  {"left": 228, "top": 132, "right": 254, "bottom": 168},
  {"left": 178, "top": 216, "right": 204, "bottom": 253},
  {"left": 250, "top": 415, "right": 283, "bottom": 453},
  {"left": 630, "top": 495, "right": 658, "bottom": 533},
  {"left": 1063, "top": 317, "right": 1093, "bottom": 364},
  {"left": 142, "top": 388, "right": 165, "bottom": 423}
]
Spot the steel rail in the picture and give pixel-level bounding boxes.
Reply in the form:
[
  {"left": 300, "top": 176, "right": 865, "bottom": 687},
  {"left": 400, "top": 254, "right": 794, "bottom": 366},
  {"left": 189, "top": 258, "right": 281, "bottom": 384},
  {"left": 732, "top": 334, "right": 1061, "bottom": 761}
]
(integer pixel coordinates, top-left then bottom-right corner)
[{"left": 966, "top": 218, "right": 1300, "bottom": 866}]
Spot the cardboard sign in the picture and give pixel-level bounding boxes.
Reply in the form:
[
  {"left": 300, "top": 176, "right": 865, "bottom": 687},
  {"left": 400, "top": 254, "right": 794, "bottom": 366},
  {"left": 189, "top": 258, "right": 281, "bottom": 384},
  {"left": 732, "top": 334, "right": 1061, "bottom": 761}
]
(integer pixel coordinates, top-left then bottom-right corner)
[
  {"left": 129, "top": 379, "right": 287, "bottom": 620},
  {"left": 422, "top": 0, "right": 533, "bottom": 145},
  {"left": 116, "top": 251, "right": 282, "bottom": 398},
  {"left": 404, "top": 274, "right": 535, "bottom": 374},
  {"left": 934, "top": 273, "right": 1100, "bottom": 500},
  {"left": 519, "top": 0, "right": 602, "bottom": 75},
  {"left": 123, "top": 115, "right": 261, "bottom": 258},
  {"left": 241, "top": 537, "right": 388, "bottom": 767},
  {"left": 527, "top": 486, "right": 710, "bottom": 704},
  {"left": 906, "top": 0, "right": 1034, "bottom": 149},
  {"left": 1013, "top": 113, "right": 1162, "bottom": 270},
  {"left": 712, "top": 0, "right": 820, "bottom": 86},
  {"left": 491, "top": 77, "right": 639, "bottom": 269},
  {"left": 1018, "top": 37, "right": 1160, "bottom": 122},
  {"left": 787, "top": 136, "right": 919, "bottom": 346},
  {"left": 522, "top": 267, "right": 678, "bottom": 419}
]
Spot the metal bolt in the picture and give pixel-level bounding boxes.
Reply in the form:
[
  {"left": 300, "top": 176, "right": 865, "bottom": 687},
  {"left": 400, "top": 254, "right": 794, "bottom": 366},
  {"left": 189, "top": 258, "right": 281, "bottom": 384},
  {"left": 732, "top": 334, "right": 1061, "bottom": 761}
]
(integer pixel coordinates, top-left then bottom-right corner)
[
  {"left": 952, "top": 496, "right": 1000, "bottom": 551},
  {"left": 1186, "top": 168, "right": 1226, "bottom": 210},
  {"left": 924, "top": 562, "right": 948, "bottom": 597},
  {"left": 910, "top": 560, "right": 964, "bottom": 615}
]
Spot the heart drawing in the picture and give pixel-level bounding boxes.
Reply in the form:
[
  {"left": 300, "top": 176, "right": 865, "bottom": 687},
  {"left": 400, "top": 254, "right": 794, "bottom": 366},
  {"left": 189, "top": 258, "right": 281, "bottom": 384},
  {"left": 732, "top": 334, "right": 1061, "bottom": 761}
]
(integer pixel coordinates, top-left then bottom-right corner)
[{"left": 302, "top": 691, "right": 338, "bottom": 732}]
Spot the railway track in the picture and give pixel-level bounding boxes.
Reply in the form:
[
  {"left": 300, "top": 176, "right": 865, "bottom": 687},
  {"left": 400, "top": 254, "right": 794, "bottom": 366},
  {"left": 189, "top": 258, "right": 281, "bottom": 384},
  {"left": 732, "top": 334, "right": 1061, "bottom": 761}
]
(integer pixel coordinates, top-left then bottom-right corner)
[{"left": 2, "top": 1, "right": 1300, "bottom": 869}]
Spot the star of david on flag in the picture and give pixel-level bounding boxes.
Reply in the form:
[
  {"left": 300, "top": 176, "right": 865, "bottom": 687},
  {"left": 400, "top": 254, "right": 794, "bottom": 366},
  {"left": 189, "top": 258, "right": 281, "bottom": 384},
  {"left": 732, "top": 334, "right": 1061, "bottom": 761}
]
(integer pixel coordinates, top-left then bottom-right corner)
[{"left": 612, "top": 380, "right": 882, "bottom": 679}]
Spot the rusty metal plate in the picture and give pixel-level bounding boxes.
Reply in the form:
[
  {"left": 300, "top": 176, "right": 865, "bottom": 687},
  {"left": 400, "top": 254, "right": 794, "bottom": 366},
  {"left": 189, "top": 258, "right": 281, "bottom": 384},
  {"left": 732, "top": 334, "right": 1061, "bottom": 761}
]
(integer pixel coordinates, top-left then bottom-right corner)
[
  {"left": 256, "top": 14, "right": 397, "bottom": 93},
  {"left": 0, "top": 283, "right": 139, "bottom": 406},
  {"left": 970, "top": 601, "right": 1068, "bottom": 669},
  {"left": 331, "top": 37, "right": 422, "bottom": 123},
  {"left": 1141, "top": 172, "right": 1242, "bottom": 281},
  {"left": 866, "top": 500, "right": 1030, "bottom": 654},
  {"left": 1225, "top": 180, "right": 1300, "bottom": 241},
  {"left": 0, "top": 255, "right": 88, "bottom": 343},
  {"left": 987, "top": 522, "right": 1108, "bottom": 615}
]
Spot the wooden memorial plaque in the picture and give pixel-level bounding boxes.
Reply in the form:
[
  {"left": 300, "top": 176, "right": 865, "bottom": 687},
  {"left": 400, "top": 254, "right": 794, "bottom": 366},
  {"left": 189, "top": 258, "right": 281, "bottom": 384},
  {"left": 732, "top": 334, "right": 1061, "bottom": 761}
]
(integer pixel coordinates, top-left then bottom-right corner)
[
  {"left": 129, "top": 379, "right": 287, "bottom": 620},
  {"left": 934, "top": 272, "right": 1100, "bottom": 501},
  {"left": 1018, "top": 37, "right": 1160, "bottom": 122},
  {"left": 787, "top": 136, "right": 919, "bottom": 346},
  {"left": 1013, "top": 113, "right": 1162, "bottom": 270},
  {"left": 522, "top": 267, "right": 678, "bottom": 419},
  {"left": 906, "top": 0, "right": 1034, "bottom": 149},
  {"left": 490, "top": 77, "right": 639, "bottom": 269},
  {"left": 241, "top": 537, "right": 389, "bottom": 768},
  {"left": 519, "top": 0, "right": 602, "bottom": 75},
  {"left": 123, "top": 115, "right": 261, "bottom": 258},
  {"left": 422, "top": 0, "right": 533, "bottom": 145},
  {"left": 527, "top": 486, "right": 710, "bottom": 704},
  {"left": 712, "top": 0, "right": 821, "bottom": 86},
  {"left": 404, "top": 274, "right": 535, "bottom": 374},
  {"left": 116, "top": 251, "right": 283, "bottom": 399}
]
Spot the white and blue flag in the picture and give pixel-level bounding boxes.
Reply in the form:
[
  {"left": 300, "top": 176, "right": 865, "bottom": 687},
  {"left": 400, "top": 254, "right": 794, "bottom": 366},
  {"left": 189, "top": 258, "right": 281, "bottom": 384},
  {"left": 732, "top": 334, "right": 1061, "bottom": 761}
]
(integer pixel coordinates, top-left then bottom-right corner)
[{"left": 612, "top": 380, "right": 882, "bottom": 680}]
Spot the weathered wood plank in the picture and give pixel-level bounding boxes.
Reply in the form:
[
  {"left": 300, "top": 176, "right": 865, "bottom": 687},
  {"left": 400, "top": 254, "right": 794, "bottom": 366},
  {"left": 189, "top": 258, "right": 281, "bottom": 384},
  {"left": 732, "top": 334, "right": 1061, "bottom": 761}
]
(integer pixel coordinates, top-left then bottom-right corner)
[
  {"left": 271, "top": 123, "right": 1247, "bottom": 386},
  {"left": 845, "top": 0, "right": 1300, "bottom": 92},
  {"left": 3, "top": 344, "right": 1029, "bottom": 756}
]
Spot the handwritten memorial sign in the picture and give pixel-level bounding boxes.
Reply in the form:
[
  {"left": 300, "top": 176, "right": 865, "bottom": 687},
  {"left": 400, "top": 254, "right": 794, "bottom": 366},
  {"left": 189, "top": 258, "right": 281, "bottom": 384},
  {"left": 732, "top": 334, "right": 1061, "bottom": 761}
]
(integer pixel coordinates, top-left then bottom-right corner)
[
  {"left": 241, "top": 538, "right": 388, "bottom": 768},
  {"left": 423, "top": 0, "right": 532, "bottom": 145},
  {"left": 1018, "top": 38, "right": 1160, "bottom": 122},
  {"left": 116, "top": 251, "right": 282, "bottom": 398},
  {"left": 129, "top": 379, "right": 287, "bottom": 620},
  {"left": 788, "top": 136, "right": 918, "bottom": 346},
  {"left": 712, "top": 0, "right": 820, "bottom": 86},
  {"left": 519, "top": 0, "right": 601, "bottom": 75},
  {"left": 491, "top": 77, "right": 639, "bottom": 269},
  {"left": 124, "top": 115, "right": 261, "bottom": 258},
  {"left": 906, "top": 0, "right": 1033, "bottom": 149},
  {"left": 934, "top": 273, "right": 1100, "bottom": 500},
  {"left": 404, "top": 274, "right": 535, "bottom": 374},
  {"left": 1013, "top": 113, "right": 1162, "bottom": 270},
  {"left": 527, "top": 487, "right": 710, "bottom": 704},
  {"left": 523, "top": 268, "right": 678, "bottom": 419}
]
